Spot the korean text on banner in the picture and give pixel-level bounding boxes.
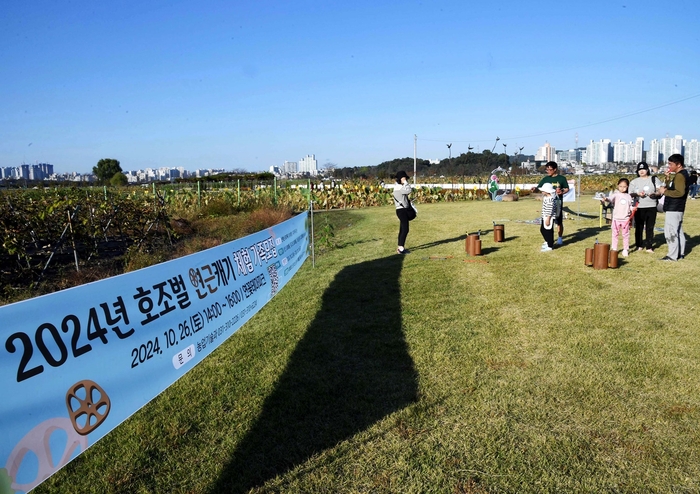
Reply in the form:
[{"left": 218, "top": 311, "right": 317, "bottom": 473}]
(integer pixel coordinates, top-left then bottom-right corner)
[{"left": 0, "top": 212, "right": 309, "bottom": 493}]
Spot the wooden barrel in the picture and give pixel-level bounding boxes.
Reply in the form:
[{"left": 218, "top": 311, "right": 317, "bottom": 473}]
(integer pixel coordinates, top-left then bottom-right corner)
[
  {"left": 585, "top": 248, "right": 594, "bottom": 266},
  {"left": 608, "top": 249, "right": 619, "bottom": 269},
  {"left": 472, "top": 239, "right": 482, "bottom": 256},
  {"left": 467, "top": 233, "right": 479, "bottom": 255},
  {"left": 493, "top": 224, "right": 505, "bottom": 242},
  {"left": 593, "top": 243, "right": 610, "bottom": 270}
]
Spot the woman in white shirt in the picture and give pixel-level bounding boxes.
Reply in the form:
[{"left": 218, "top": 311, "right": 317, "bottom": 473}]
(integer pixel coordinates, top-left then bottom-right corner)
[
  {"left": 629, "top": 162, "right": 660, "bottom": 252},
  {"left": 392, "top": 171, "right": 413, "bottom": 254}
]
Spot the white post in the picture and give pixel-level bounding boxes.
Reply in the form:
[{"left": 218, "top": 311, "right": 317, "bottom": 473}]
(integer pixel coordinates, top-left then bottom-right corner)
[
  {"left": 413, "top": 134, "right": 417, "bottom": 185},
  {"left": 310, "top": 202, "right": 315, "bottom": 268},
  {"left": 577, "top": 172, "right": 581, "bottom": 216}
]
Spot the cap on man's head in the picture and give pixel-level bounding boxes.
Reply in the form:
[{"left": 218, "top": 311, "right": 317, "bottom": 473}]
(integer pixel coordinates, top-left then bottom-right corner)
[{"left": 636, "top": 162, "right": 649, "bottom": 176}]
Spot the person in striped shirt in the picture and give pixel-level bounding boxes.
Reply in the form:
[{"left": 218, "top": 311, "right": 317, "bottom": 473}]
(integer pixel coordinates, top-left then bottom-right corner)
[{"left": 539, "top": 183, "right": 556, "bottom": 252}]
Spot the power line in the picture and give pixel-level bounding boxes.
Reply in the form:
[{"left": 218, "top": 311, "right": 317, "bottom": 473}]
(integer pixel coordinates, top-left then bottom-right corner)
[{"left": 418, "top": 92, "right": 700, "bottom": 144}]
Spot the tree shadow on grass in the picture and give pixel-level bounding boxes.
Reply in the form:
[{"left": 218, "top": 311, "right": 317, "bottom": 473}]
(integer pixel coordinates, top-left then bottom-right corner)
[
  {"left": 210, "top": 254, "right": 418, "bottom": 493},
  {"left": 684, "top": 233, "right": 698, "bottom": 257},
  {"left": 497, "top": 235, "right": 519, "bottom": 242},
  {"left": 410, "top": 233, "right": 467, "bottom": 251},
  {"left": 479, "top": 247, "right": 499, "bottom": 255},
  {"left": 565, "top": 225, "right": 608, "bottom": 246},
  {"left": 563, "top": 206, "right": 599, "bottom": 219}
]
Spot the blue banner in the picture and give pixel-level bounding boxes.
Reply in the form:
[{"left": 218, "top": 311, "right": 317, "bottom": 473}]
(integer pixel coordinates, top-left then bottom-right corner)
[{"left": 0, "top": 212, "right": 309, "bottom": 493}]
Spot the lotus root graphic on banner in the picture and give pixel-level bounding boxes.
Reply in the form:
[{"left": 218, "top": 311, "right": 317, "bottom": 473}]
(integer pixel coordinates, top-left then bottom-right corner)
[{"left": 0, "top": 212, "right": 310, "bottom": 493}]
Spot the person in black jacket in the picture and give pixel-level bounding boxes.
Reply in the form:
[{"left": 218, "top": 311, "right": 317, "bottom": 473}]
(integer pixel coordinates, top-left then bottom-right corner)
[{"left": 658, "top": 154, "right": 689, "bottom": 261}]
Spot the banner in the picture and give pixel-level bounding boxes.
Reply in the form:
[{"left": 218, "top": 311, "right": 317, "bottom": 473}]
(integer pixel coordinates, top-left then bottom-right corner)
[{"left": 0, "top": 212, "right": 310, "bottom": 493}]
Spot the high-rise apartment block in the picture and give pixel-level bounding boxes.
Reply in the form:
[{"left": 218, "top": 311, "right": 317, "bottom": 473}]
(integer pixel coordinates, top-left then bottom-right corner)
[
  {"left": 555, "top": 149, "right": 583, "bottom": 163},
  {"left": 535, "top": 142, "right": 555, "bottom": 162},
  {"left": 298, "top": 154, "right": 318, "bottom": 176},
  {"left": 585, "top": 139, "right": 612, "bottom": 166},
  {"left": 0, "top": 163, "right": 54, "bottom": 180},
  {"left": 282, "top": 161, "right": 298, "bottom": 174},
  {"left": 634, "top": 137, "right": 644, "bottom": 163},
  {"left": 612, "top": 138, "right": 644, "bottom": 164},
  {"left": 648, "top": 135, "right": 685, "bottom": 167},
  {"left": 661, "top": 135, "right": 684, "bottom": 163},
  {"left": 685, "top": 139, "right": 700, "bottom": 167},
  {"left": 647, "top": 139, "right": 660, "bottom": 166}
]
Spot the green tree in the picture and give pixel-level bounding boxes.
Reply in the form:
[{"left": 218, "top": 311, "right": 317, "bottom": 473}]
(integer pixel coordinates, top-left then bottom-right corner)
[
  {"left": 110, "top": 172, "right": 128, "bottom": 186},
  {"left": 93, "top": 159, "right": 122, "bottom": 182}
]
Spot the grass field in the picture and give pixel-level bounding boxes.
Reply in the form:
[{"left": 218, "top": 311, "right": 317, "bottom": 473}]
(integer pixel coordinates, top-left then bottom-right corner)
[{"left": 36, "top": 196, "right": 700, "bottom": 493}]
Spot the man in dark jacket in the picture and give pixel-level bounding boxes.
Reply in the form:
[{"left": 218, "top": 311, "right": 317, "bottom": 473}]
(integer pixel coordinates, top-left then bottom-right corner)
[{"left": 658, "top": 154, "right": 689, "bottom": 261}]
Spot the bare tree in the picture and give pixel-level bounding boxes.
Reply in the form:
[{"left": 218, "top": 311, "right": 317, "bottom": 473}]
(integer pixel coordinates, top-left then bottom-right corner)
[{"left": 322, "top": 162, "right": 338, "bottom": 176}]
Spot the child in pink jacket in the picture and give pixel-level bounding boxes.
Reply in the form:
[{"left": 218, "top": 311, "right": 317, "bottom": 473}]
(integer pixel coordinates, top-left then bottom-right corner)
[{"left": 602, "top": 178, "right": 633, "bottom": 256}]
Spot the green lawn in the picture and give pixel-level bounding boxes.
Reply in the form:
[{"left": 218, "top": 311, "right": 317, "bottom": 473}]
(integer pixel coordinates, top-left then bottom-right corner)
[{"left": 37, "top": 197, "right": 700, "bottom": 493}]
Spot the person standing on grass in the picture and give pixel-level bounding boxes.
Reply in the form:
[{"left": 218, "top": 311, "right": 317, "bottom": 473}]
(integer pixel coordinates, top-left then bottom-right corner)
[
  {"left": 629, "top": 162, "right": 660, "bottom": 253},
  {"left": 393, "top": 170, "right": 413, "bottom": 254},
  {"left": 601, "top": 178, "right": 633, "bottom": 257},
  {"left": 532, "top": 161, "right": 569, "bottom": 246},
  {"left": 688, "top": 170, "right": 698, "bottom": 199},
  {"left": 658, "top": 154, "right": 689, "bottom": 262},
  {"left": 539, "top": 183, "right": 556, "bottom": 252}
]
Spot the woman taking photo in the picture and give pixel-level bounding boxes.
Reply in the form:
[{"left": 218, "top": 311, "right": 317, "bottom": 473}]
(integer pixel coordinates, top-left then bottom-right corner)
[
  {"left": 629, "top": 162, "right": 660, "bottom": 252},
  {"left": 393, "top": 170, "right": 413, "bottom": 254}
]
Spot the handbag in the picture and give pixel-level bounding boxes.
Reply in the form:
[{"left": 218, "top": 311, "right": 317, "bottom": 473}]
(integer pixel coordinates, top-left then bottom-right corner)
[
  {"left": 406, "top": 199, "right": 417, "bottom": 221},
  {"left": 657, "top": 195, "right": 665, "bottom": 213},
  {"left": 649, "top": 176, "right": 664, "bottom": 213}
]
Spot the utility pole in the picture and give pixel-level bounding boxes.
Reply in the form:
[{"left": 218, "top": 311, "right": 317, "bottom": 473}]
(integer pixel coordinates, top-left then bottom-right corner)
[{"left": 413, "top": 134, "right": 417, "bottom": 185}]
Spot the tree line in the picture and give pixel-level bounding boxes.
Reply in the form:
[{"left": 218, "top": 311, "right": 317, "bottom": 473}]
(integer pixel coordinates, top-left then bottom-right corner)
[{"left": 329, "top": 151, "right": 536, "bottom": 180}]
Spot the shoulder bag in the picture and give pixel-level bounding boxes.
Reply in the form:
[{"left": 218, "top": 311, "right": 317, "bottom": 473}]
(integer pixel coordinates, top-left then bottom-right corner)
[
  {"left": 406, "top": 199, "right": 417, "bottom": 221},
  {"left": 652, "top": 177, "right": 664, "bottom": 213}
]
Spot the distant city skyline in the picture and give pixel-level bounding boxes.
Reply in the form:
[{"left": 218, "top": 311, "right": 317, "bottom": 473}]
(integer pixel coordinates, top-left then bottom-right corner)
[
  {"left": 535, "top": 134, "right": 699, "bottom": 168},
  {"left": 4, "top": 132, "right": 700, "bottom": 182},
  {"left": 5, "top": 130, "right": 700, "bottom": 182}
]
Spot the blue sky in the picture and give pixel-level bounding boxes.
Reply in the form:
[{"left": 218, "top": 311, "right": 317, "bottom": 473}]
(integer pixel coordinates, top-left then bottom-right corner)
[{"left": 1, "top": 0, "right": 699, "bottom": 174}]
